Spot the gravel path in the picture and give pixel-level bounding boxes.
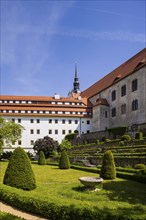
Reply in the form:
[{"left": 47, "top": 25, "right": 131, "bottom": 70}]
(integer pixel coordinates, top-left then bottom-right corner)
[{"left": 0, "top": 201, "right": 48, "bottom": 220}]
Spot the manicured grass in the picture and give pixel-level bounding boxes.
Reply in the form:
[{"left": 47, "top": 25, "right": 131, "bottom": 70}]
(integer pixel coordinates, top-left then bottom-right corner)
[{"left": 0, "top": 162, "right": 146, "bottom": 219}]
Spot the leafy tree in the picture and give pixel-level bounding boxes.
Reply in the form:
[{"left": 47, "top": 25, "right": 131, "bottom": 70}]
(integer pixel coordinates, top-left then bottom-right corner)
[
  {"left": 100, "top": 150, "right": 116, "bottom": 180},
  {"left": 59, "top": 139, "right": 72, "bottom": 152},
  {"left": 0, "top": 117, "right": 24, "bottom": 154},
  {"left": 33, "top": 136, "right": 59, "bottom": 158},
  {"left": 38, "top": 150, "right": 46, "bottom": 165},
  {"left": 65, "top": 133, "right": 76, "bottom": 141},
  {"left": 59, "top": 150, "right": 70, "bottom": 169},
  {"left": 107, "top": 126, "right": 127, "bottom": 139},
  {"left": 3, "top": 147, "right": 37, "bottom": 190}
]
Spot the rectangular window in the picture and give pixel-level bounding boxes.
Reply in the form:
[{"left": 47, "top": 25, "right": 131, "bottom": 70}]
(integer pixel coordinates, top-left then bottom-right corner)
[
  {"left": 37, "top": 129, "right": 40, "bottom": 134},
  {"left": 87, "top": 130, "right": 90, "bottom": 133},
  {"left": 62, "top": 130, "right": 66, "bottom": 135},
  {"left": 30, "top": 119, "right": 34, "bottom": 123},
  {"left": 37, "top": 119, "right": 40, "bottom": 123},
  {"left": 68, "top": 120, "right": 72, "bottom": 124},
  {"left": 132, "top": 79, "right": 138, "bottom": 92},
  {"left": 18, "top": 140, "right": 21, "bottom": 145},
  {"left": 68, "top": 130, "right": 72, "bottom": 133},
  {"left": 62, "top": 119, "right": 65, "bottom": 124},
  {"left": 87, "top": 120, "right": 90, "bottom": 124},
  {"left": 75, "top": 120, "right": 78, "bottom": 124},
  {"left": 12, "top": 118, "right": 15, "bottom": 123},
  {"left": 48, "top": 129, "right": 52, "bottom": 134},
  {"left": 30, "top": 129, "right": 34, "bottom": 134},
  {"left": 121, "top": 104, "right": 126, "bottom": 114},
  {"left": 112, "top": 108, "right": 116, "bottom": 117},
  {"left": 121, "top": 85, "right": 126, "bottom": 96},
  {"left": 55, "top": 130, "right": 58, "bottom": 134},
  {"left": 132, "top": 99, "right": 138, "bottom": 111},
  {"left": 49, "top": 119, "right": 52, "bottom": 123},
  {"left": 30, "top": 140, "right": 34, "bottom": 145},
  {"left": 105, "top": 111, "right": 108, "bottom": 118},
  {"left": 55, "top": 119, "right": 58, "bottom": 124},
  {"left": 18, "top": 119, "right": 21, "bottom": 123},
  {"left": 111, "top": 90, "right": 116, "bottom": 101}
]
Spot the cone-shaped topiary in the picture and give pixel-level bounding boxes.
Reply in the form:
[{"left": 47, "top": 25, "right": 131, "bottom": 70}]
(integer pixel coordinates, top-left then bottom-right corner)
[
  {"left": 38, "top": 150, "right": 46, "bottom": 165},
  {"left": 3, "top": 147, "right": 37, "bottom": 190},
  {"left": 100, "top": 150, "right": 116, "bottom": 180},
  {"left": 59, "top": 150, "right": 70, "bottom": 169}
]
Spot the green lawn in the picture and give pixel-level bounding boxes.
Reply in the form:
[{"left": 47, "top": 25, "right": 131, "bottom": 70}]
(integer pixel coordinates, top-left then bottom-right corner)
[{"left": 0, "top": 162, "right": 146, "bottom": 219}]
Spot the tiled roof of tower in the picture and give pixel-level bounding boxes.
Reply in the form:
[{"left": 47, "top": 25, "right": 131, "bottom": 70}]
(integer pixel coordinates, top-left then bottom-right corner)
[{"left": 81, "top": 48, "right": 146, "bottom": 98}]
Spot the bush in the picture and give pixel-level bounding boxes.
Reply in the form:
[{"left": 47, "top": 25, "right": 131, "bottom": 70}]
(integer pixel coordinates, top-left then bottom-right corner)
[
  {"left": 107, "top": 126, "right": 127, "bottom": 138},
  {"left": 65, "top": 133, "right": 75, "bottom": 141},
  {"left": 100, "top": 150, "right": 116, "bottom": 179},
  {"left": 38, "top": 151, "right": 46, "bottom": 165},
  {"left": 3, "top": 147, "right": 37, "bottom": 190},
  {"left": 135, "top": 132, "right": 143, "bottom": 140},
  {"left": 137, "top": 168, "right": 146, "bottom": 176},
  {"left": 95, "top": 139, "right": 99, "bottom": 145},
  {"left": 121, "top": 135, "right": 131, "bottom": 141},
  {"left": 134, "top": 164, "right": 145, "bottom": 170},
  {"left": 59, "top": 150, "right": 70, "bottom": 169},
  {"left": 104, "top": 138, "right": 111, "bottom": 143}
]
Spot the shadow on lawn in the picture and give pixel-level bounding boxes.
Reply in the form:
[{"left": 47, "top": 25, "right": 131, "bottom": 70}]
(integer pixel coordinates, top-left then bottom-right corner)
[
  {"left": 72, "top": 179, "right": 146, "bottom": 206},
  {"left": 102, "top": 179, "right": 146, "bottom": 205}
]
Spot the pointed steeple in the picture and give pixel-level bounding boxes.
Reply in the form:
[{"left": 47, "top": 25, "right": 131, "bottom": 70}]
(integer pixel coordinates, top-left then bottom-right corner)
[{"left": 73, "top": 63, "right": 80, "bottom": 93}]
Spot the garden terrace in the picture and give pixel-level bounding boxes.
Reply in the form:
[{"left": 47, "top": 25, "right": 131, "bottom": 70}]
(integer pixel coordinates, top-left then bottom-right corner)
[{"left": 69, "top": 140, "right": 146, "bottom": 167}]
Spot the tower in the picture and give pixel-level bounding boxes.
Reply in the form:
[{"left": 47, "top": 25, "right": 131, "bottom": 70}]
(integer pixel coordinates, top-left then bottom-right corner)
[{"left": 73, "top": 63, "right": 80, "bottom": 93}]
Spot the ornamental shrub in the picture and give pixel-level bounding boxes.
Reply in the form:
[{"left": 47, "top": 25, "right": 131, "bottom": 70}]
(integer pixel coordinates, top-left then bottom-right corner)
[
  {"left": 134, "top": 164, "right": 145, "bottom": 170},
  {"left": 104, "top": 138, "right": 111, "bottom": 143},
  {"left": 100, "top": 150, "right": 116, "bottom": 179},
  {"left": 135, "top": 132, "right": 143, "bottom": 140},
  {"left": 65, "top": 133, "right": 75, "bottom": 141},
  {"left": 38, "top": 150, "right": 46, "bottom": 165},
  {"left": 121, "top": 134, "right": 131, "bottom": 141},
  {"left": 59, "top": 150, "right": 70, "bottom": 169},
  {"left": 3, "top": 147, "right": 37, "bottom": 190}
]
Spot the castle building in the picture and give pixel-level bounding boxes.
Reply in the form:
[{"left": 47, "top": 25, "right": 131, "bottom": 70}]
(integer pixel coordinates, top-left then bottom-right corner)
[
  {"left": 1, "top": 48, "right": 146, "bottom": 151},
  {"left": 81, "top": 48, "right": 146, "bottom": 133}
]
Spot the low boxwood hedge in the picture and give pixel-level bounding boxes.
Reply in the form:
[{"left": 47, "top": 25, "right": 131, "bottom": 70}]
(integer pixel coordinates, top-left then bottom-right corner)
[{"left": 0, "top": 185, "right": 145, "bottom": 220}]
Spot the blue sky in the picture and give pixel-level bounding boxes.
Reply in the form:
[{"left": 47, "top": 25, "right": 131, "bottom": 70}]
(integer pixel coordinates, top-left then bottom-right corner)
[{"left": 1, "top": 0, "right": 146, "bottom": 97}]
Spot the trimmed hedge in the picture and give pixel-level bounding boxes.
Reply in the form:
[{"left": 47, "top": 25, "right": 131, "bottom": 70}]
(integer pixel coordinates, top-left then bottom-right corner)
[
  {"left": 59, "top": 150, "right": 70, "bottom": 169},
  {"left": 100, "top": 150, "right": 116, "bottom": 180},
  {"left": 3, "top": 147, "right": 36, "bottom": 190},
  {"left": 38, "top": 151, "right": 46, "bottom": 165},
  {"left": 121, "top": 135, "right": 131, "bottom": 141},
  {"left": 135, "top": 132, "right": 143, "bottom": 140},
  {"left": 1, "top": 185, "right": 146, "bottom": 220},
  {"left": 0, "top": 211, "right": 25, "bottom": 220}
]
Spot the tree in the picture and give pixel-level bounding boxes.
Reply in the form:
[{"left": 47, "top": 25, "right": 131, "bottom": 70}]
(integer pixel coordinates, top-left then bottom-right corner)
[
  {"left": 59, "top": 150, "right": 70, "bottom": 169},
  {"left": 100, "top": 150, "right": 116, "bottom": 180},
  {"left": 3, "top": 147, "right": 37, "bottom": 190},
  {"left": 0, "top": 117, "right": 24, "bottom": 153},
  {"left": 38, "top": 150, "right": 46, "bottom": 165},
  {"left": 33, "top": 136, "right": 59, "bottom": 158},
  {"left": 59, "top": 139, "right": 72, "bottom": 152}
]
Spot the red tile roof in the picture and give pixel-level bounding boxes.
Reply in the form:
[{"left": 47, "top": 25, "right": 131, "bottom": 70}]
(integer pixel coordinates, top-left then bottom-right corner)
[{"left": 81, "top": 48, "right": 146, "bottom": 98}]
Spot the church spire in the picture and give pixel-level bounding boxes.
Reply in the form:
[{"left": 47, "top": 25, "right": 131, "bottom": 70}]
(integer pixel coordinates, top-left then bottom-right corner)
[{"left": 73, "top": 63, "right": 80, "bottom": 93}]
